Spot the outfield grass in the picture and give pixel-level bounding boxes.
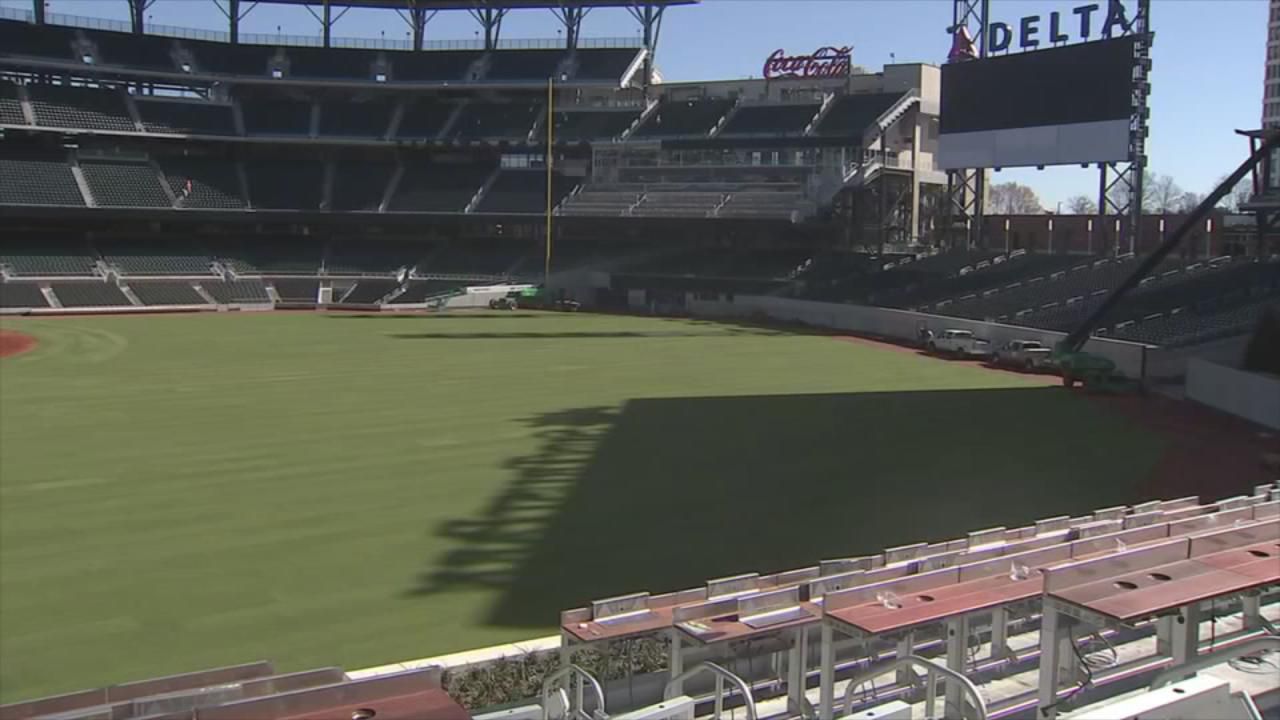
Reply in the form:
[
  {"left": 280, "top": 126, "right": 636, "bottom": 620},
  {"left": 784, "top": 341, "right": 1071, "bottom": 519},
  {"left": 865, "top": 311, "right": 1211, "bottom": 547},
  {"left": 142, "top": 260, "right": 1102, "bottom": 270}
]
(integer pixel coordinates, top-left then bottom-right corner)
[{"left": 0, "top": 311, "right": 1167, "bottom": 702}]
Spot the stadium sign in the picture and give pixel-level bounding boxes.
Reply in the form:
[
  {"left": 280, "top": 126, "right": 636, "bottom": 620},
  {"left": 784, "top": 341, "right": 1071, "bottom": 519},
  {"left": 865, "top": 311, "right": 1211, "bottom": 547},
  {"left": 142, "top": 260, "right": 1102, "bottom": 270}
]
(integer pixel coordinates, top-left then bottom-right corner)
[
  {"left": 986, "top": 0, "right": 1135, "bottom": 53},
  {"left": 762, "top": 46, "right": 852, "bottom": 79}
]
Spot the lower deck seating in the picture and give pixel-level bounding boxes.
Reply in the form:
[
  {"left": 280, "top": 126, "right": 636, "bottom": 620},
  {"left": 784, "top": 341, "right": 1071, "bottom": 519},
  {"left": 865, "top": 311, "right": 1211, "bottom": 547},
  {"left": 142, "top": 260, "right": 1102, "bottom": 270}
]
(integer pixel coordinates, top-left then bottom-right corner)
[
  {"left": 48, "top": 281, "right": 131, "bottom": 307},
  {"left": 1, "top": 244, "right": 99, "bottom": 276},
  {"left": 200, "top": 278, "right": 270, "bottom": 304},
  {"left": 388, "top": 279, "right": 467, "bottom": 304},
  {"left": 341, "top": 279, "right": 400, "bottom": 304},
  {"left": 272, "top": 278, "right": 319, "bottom": 302},
  {"left": 101, "top": 243, "right": 216, "bottom": 276},
  {"left": 0, "top": 281, "right": 49, "bottom": 308},
  {"left": 128, "top": 281, "right": 209, "bottom": 306},
  {"left": 79, "top": 158, "right": 171, "bottom": 207}
]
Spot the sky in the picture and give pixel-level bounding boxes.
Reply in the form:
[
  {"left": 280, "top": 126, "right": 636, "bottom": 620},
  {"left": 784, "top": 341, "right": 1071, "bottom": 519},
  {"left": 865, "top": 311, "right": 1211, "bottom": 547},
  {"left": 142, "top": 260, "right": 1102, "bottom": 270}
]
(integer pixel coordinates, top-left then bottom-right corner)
[{"left": 0, "top": 0, "right": 1268, "bottom": 207}]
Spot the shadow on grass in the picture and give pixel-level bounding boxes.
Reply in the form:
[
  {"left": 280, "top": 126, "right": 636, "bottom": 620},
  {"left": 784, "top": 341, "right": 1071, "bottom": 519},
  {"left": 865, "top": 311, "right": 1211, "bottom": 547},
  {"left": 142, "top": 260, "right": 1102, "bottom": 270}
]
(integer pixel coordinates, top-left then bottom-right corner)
[
  {"left": 388, "top": 329, "right": 786, "bottom": 340},
  {"left": 326, "top": 313, "right": 549, "bottom": 320},
  {"left": 412, "top": 386, "right": 1169, "bottom": 629}
]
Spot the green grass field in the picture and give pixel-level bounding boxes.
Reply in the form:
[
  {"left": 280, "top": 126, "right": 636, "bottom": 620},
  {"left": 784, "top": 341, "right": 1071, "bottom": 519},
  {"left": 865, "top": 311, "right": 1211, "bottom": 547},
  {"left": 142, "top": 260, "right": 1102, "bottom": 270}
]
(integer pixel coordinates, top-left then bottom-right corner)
[{"left": 0, "top": 311, "right": 1168, "bottom": 702}]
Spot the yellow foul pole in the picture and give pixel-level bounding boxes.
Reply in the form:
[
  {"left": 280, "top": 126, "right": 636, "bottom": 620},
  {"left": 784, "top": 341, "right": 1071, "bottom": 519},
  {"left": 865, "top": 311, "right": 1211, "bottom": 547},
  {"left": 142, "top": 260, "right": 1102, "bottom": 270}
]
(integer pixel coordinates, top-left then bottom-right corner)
[{"left": 544, "top": 75, "right": 554, "bottom": 285}]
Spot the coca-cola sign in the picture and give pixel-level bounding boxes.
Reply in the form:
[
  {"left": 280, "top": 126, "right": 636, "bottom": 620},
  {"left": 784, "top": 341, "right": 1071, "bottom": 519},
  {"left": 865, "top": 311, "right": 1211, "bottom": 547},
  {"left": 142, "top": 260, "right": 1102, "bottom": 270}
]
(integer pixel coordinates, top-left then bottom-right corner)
[{"left": 762, "top": 46, "right": 852, "bottom": 79}]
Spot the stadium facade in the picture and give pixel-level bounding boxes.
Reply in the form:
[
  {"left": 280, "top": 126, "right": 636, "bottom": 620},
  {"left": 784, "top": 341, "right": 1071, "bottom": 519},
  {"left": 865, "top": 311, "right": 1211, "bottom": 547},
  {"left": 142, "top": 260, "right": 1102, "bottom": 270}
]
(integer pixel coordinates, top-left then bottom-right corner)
[{"left": 0, "top": 2, "right": 1275, "bottom": 349}]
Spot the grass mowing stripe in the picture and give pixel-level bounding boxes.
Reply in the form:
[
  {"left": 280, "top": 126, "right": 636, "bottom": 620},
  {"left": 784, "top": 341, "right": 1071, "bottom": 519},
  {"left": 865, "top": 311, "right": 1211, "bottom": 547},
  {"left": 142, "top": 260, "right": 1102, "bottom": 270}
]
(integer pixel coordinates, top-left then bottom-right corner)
[{"left": 0, "top": 312, "right": 1163, "bottom": 702}]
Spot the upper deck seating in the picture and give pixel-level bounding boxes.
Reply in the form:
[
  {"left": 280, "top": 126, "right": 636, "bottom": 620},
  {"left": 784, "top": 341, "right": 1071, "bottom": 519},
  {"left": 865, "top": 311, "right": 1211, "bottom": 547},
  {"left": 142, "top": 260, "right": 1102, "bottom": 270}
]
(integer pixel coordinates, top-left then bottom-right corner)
[
  {"left": 0, "top": 147, "right": 83, "bottom": 206},
  {"left": 0, "top": 82, "right": 28, "bottom": 125},
  {"left": 318, "top": 99, "right": 394, "bottom": 138},
  {"left": 159, "top": 155, "right": 245, "bottom": 209},
  {"left": 28, "top": 84, "right": 135, "bottom": 132},
  {"left": 476, "top": 170, "right": 575, "bottom": 214},
  {"left": 389, "top": 162, "right": 491, "bottom": 212},
  {"left": 330, "top": 158, "right": 395, "bottom": 212},
  {"left": 572, "top": 48, "right": 641, "bottom": 81},
  {"left": 185, "top": 39, "right": 277, "bottom": 76},
  {"left": 392, "top": 50, "right": 482, "bottom": 82},
  {"left": 486, "top": 50, "right": 565, "bottom": 80},
  {"left": 0, "top": 19, "right": 77, "bottom": 61},
  {"left": 553, "top": 110, "right": 638, "bottom": 142},
  {"left": 396, "top": 98, "right": 454, "bottom": 140},
  {"left": 79, "top": 157, "right": 171, "bottom": 207},
  {"left": 243, "top": 158, "right": 324, "bottom": 210},
  {"left": 136, "top": 98, "right": 235, "bottom": 135},
  {"left": 286, "top": 47, "right": 375, "bottom": 80},
  {"left": 814, "top": 92, "right": 903, "bottom": 137},
  {"left": 633, "top": 98, "right": 732, "bottom": 138},
  {"left": 719, "top": 103, "right": 819, "bottom": 137},
  {"left": 448, "top": 101, "right": 539, "bottom": 140},
  {"left": 85, "top": 28, "right": 178, "bottom": 71},
  {"left": 242, "top": 98, "right": 313, "bottom": 136}
]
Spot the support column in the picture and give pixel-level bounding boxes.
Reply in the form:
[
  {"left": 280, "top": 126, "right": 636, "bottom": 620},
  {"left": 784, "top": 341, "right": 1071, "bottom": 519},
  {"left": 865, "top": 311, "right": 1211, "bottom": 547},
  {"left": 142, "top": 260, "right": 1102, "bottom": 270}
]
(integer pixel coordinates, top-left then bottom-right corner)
[
  {"left": 1037, "top": 604, "right": 1064, "bottom": 720},
  {"left": 819, "top": 623, "right": 835, "bottom": 720},
  {"left": 895, "top": 633, "right": 915, "bottom": 687},
  {"left": 787, "top": 628, "right": 805, "bottom": 717},
  {"left": 128, "top": 0, "right": 146, "bottom": 34},
  {"left": 559, "top": 630, "right": 572, "bottom": 667},
  {"left": 944, "top": 616, "right": 969, "bottom": 718},
  {"left": 228, "top": 0, "right": 240, "bottom": 44},
  {"left": 1243, "top": 594, "right": 1263, "bottom": 631},
  {"left": 32, "top": 0, "right": 45, "bottom": 24},
  {"left": 322, "top": 0, "right": 331, "bottom": 48},
  {"left": 990, "top": 607, "right": 1009, "bottom": 660},
  {"left": 667, "top": 628, "right": 684, "bottom": 695},
  {"left": 1169, "top": 604, "right": 1202, "bottom": 674},
  {"left": 411, "top": 8, "right": 427, "bottom": 51}
]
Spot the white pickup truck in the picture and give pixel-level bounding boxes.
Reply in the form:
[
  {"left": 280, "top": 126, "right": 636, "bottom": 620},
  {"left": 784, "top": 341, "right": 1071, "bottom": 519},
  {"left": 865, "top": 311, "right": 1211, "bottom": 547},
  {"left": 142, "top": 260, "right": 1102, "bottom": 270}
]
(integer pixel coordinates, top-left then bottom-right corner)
[{"left": 926, "top": 329, "right": 991, "bottom": 358}]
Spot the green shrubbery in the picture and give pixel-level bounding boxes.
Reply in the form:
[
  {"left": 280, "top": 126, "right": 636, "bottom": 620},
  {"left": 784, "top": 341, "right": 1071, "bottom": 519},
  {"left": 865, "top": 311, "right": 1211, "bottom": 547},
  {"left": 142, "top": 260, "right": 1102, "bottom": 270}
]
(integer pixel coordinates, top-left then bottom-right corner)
[{"left": 444, "top": 637, "right": 669, "bottom": 710}]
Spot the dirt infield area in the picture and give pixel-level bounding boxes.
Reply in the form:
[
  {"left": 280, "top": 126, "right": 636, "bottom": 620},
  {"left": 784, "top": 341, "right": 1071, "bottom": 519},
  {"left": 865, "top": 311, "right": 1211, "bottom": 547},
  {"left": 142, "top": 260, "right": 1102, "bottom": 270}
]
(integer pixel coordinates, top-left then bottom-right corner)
[
  {"left": 0, "top": 330, "right": 37, "bottom": 359},
  {"left": 1095, "top": 393, "right": 1280, "bottom": 502}
]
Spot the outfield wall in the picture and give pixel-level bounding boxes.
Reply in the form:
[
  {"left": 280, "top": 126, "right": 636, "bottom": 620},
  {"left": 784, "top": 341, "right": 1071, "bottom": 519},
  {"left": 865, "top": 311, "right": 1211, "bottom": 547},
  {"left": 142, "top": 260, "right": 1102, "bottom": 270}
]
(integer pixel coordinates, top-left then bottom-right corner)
[
  {"left": 1185, "top": 359, "right": 1280, "bottom": 430},
  {"left": 687, "top": 295, "right": 1151, "bottom": 379}
]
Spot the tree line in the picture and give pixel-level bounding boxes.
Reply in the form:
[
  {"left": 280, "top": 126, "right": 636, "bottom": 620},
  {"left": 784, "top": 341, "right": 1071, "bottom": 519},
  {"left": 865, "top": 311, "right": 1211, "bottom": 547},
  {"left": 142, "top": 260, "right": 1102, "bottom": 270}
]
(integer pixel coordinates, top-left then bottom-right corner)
[{"left": 987, "top": 172, "right": 1253, "bottom": 215}]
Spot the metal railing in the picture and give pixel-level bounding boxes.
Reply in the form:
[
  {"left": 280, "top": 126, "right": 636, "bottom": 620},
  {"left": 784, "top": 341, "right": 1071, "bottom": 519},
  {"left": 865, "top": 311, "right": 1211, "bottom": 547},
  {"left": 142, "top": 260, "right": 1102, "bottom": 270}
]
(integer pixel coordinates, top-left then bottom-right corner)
[
  {"left": 1148, "top": 635, "right": 1280, "bottom": 690},
  {"left": 841, "top": 654, "right": 988, "bottom": 720},
  {"left": 662, "top": 662, "right": 757, "bottom": 720},
  {"left": 541, "top": 664, "right": 606, "bottom": 720}
]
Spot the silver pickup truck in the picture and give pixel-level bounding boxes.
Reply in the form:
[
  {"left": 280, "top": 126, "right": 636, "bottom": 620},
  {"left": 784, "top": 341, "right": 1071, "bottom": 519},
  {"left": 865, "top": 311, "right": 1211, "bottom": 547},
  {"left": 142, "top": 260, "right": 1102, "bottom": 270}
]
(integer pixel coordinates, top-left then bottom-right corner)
[{"left": 992, "top": 339, "right": 1054, "bottom": 370}]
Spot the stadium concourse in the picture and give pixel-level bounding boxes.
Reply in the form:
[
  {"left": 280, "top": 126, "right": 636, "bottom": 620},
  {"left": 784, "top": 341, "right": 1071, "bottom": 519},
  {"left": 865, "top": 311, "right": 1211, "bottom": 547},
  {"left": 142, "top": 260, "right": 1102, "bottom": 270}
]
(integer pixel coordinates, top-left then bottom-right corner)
[{"left": 1, "top": 0, "right": 1280, "bottom": 718}]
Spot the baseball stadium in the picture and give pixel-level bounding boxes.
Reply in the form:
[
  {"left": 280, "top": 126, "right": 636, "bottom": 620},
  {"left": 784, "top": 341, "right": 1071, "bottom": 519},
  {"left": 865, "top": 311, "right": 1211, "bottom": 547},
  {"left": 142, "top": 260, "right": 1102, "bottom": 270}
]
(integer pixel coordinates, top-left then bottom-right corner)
[{"left": 0, "top": 0, "right": 1279, "bottom": 718}]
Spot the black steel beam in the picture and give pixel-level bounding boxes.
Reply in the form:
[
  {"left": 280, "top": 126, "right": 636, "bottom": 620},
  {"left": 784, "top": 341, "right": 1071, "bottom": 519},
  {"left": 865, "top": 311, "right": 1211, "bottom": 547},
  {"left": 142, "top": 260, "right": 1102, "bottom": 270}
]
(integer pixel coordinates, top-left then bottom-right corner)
[{"left": 1061, "top": 132, "right": 1280, "bottom": 352}]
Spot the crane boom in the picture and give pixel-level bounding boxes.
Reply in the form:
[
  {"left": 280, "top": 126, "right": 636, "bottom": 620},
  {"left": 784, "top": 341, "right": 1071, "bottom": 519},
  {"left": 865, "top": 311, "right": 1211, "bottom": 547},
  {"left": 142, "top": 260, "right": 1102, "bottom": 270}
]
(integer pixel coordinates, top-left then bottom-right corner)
[{"left": 1059, "top": 132, "right": 1280, "bottom": 354}]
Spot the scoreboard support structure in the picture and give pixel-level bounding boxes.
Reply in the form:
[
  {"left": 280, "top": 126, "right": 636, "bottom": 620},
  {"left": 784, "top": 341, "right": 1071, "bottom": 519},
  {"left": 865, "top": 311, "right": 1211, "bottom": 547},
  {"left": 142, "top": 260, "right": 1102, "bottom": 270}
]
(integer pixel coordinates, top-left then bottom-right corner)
[
  {"left": 944, "top": 0, "right": 989, "bottom": 250},
  {"left": 1097, "top": 0, "right": 1152, "bottom": 257}
]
